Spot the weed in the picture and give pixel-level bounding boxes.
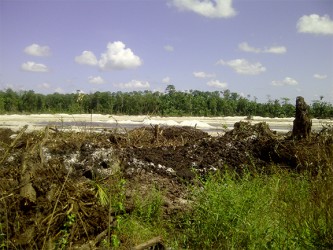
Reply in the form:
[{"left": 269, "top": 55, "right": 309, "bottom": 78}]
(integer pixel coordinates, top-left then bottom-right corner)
[
  {"left": 111, "top": 234, "right": 121, "bottom": 248},
  {"left": 111, "top": 178, "right": 127, "bottom": 214},
  {"left": 56, "top": 213, "right": 76, "bottom": 250},
  {"left": 176, "top": 169, "right": 333, "bottom": 249},
  {"left": 133, "top": 187, "right": 163, "bottom": 224},
  {"left": 94, "top": 182, "right": 110, "bottom": 206}
]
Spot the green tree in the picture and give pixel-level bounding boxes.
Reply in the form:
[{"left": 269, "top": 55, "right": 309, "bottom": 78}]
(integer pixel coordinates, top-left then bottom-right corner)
[
  {"left": 165, "top": 84, "right": 176, "bottom": 95},
  {"left": 4, "top": 88, "right": 19, "bottom": 112},
  {"left": 20, "top": 90, "right": 38, "bottom": 113}
]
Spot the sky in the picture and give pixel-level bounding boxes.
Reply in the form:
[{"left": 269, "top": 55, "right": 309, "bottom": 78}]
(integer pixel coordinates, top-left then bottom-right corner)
[{"left": 0, "top": 0, "right": 333, "bottom": 104}]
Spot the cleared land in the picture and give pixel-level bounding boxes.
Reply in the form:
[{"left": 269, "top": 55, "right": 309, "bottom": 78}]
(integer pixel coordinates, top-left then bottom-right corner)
[{"left": 1, "top": 115, "right": 332, "bottom": 249}]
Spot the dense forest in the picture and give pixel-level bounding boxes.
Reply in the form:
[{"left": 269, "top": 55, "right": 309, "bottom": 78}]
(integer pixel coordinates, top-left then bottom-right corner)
[{"left": 0, "top": 85, "right": 332, "bottom": 118}]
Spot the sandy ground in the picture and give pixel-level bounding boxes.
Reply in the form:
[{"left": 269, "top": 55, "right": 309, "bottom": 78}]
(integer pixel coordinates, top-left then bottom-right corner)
[{"left": 0, "top": 114, "right": 332, "bottom": 134}]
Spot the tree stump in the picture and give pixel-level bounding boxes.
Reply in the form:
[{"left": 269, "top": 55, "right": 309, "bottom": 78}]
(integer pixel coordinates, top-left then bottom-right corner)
[{"left": 292, "top": 96, "right": 312, "bottom": 139}]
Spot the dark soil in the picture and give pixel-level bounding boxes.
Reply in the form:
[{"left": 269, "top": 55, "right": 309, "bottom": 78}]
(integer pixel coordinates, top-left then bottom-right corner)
[{"left": 0, "top": 121, "right": 332, "bottom": 249}]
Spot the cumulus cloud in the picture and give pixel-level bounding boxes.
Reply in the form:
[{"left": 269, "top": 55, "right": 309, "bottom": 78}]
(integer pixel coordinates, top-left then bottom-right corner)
[
  {"left": 239, "top": 42, "right": 286, "bottom": 54},
  {"left": 115, "top": 80, "right": 150, "bottom": 89},
  {"left": 297, "top": 14, "right": 333, "bottom": 35},
  {"left": 170, "top": 0, "right": 237, "bottom": 18},
  {"left": 193, "top": 71, "right": 216, "bottom": 78},
  {"left": 217, "top": 58, "right": 266, "bottom": 75},
  {"left": 75, "top": 51, "right": 98, "bottom": 65},
  {"left": 271, "top": 77, "right": 298, "bottom": 86},
  {"left": 99, "top": 41, "right": 142, "bottom": 70},
  {"left": 21, "top": 61, "right": 49, "bottom": 72},
  {"left": 206, "top": 79, "right": 228, "bottom": 89},
  {"left": 75, "top": 41, "right": 142, "bottom": 70},
  {"left": 88, "top": 76, "right": 105, "bottom": 85},
  {"left": 313, "top": 73, "right": 327, "bottom": 80},
  {"left": 162, "top": 77, "right": 171, "bottom": 84},
  {"left": 238, "top": 42, "right": 260, "bottom": 53},
  {"left": 24, "top": 43, "right": 51, "bottom": 56},
  {"left": 164, "top": 45, "right": 174, "bottom": 52}
]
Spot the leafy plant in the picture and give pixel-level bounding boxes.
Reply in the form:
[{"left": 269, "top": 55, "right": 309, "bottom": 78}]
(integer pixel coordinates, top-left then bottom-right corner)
[
  {"left": 94, "top": 182, "right": 110, "bottom": 206},
  {"left": 56, "top": 213, "right": 76, "bottom": 250}
]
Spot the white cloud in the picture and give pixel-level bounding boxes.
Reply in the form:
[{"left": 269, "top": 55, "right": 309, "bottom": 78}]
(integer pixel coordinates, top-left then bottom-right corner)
[
  {"left": 75, "top": 51, "right": 98, "bottom": 65},
  {"left": 297, "top": 14, "right": 333, "bottom": 35},
  {"left": 21, "top": 61, "right": 49, "bottom": 72},
  {"left": 99, "top": 41, "right": 142, "bottom": 70},
  {"left": 170, "top": 0, "right": 237, "bottom": 18},
  {"left": 115, "top": 80, "right": 150, "bottom": 89},
  {"left": 271, "top": 77, "right": 298, "bottom": 86},
  {"left": 38, "top": 82, "right": 51, "bottom": 89},
  {"left": 24, "top": 43, "right": 51, "bottom": 56},
  {"left": 54, "top": 87, "right": 65, "bottom": 93},
  {"left": 75, "top": 41, "right": 142, "bottom": 70},
  {"left": 239, "top": 42, "right": 286, "bottom": 54},
  {"left": 217, "top": 58, "right": 266, "bottom": 75},
  {"left": 265, "top": 46, "right": 287, "bottom": 54},
  {"left": 162, "top": 77, "right": 171, "bottom": 84},
  {"left": 238, "top": 42, "right": 260, "bottom": 53},
  {"left": 88, "top": 76, "right": 105, "bottom": 85},
  {"left": 206, "top": 79, "right": 228, "bottom": 89},
  {"left": 164, "top": 45, "right": 174, "bottom": 52},
  {"left": 193, "top": 71, "right": 216, "bottom": 78},
  {"left": 313, "top": 73, "right": 327, "bottom": 80}
]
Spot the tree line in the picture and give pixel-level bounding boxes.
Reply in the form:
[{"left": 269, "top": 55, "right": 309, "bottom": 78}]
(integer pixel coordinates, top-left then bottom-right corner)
[{"left": 0, "top": 85, "right": 332, "bottom": 118}]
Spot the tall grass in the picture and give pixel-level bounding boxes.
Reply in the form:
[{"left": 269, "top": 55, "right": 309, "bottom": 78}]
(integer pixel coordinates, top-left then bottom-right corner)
[
  {"left": 109, "top": 186, "right": 166, "bottom": 249},
  {"left": 175, "top": 169, "right": 333, "bottom": 249},
  {"left": 98, "top": 167, "right": 332, "bottom": 249}
]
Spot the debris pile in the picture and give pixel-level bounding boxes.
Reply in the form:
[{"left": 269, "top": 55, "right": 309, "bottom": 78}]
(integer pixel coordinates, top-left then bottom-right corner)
[{"left": 1, "top": 113, "right": 332, "bottom": 248}]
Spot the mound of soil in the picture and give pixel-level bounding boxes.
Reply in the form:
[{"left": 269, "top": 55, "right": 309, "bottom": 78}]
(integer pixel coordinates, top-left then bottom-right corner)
[{"left": 1, "top": 122, "right": 332, "bottom": 248}]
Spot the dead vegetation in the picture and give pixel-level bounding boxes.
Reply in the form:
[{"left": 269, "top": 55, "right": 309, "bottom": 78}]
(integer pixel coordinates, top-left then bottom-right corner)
[{"left": 0, "top": 120, "right": 332, "bottom": 249}]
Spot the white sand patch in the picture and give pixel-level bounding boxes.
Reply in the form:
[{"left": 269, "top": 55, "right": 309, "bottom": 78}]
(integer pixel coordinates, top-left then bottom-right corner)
[
  {"left": 179, "top": 120, "right": 212, "bottom": 128},
  {"left": 142, "top": 119, "right": 180, "bottom": 126},
  {"left": 0, "top": 114, "right": 332, "bottom": 134}
]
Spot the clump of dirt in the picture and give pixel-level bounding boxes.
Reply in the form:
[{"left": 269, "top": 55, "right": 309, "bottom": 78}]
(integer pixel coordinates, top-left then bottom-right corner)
[
  {"left": 110, "top": 125, "right": 209, "bottom": 148},
  {"left": 121, "top": 121, "right": 329, "bottom": 181},
  {"left": 1, "top": 122, "right": 332, "bottom": 248}
]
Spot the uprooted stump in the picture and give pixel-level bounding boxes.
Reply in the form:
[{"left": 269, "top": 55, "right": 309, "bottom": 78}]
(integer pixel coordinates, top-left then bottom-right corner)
[{"left": 292, "top": 96, "right": 312, "bottom": 139}]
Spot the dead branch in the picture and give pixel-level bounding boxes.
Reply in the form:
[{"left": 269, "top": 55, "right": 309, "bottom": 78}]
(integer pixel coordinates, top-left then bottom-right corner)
[{"left": 132, "top": 236, "right": 164, "bottom": 250}]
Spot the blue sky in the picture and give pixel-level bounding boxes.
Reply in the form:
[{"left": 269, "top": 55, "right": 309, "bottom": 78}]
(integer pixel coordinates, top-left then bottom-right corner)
[{"left": 1, "top": 0, "right": 333, "bottom": 103}]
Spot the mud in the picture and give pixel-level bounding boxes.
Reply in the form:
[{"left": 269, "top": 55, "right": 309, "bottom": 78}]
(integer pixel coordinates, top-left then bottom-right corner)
[{"left": 0, "top": 121, "right": 332, "bottom": 248}]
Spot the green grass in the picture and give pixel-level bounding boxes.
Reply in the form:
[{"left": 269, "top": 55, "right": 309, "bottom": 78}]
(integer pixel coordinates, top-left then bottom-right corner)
[
  {"left": 95, "top": 167, "right": 332, "bottom": 249},
  {"left": 175, "top": 169, "right": 333, "bottom": 249},
  {"left": 107, "top": 186, "right": 167, "bottom": 249}
]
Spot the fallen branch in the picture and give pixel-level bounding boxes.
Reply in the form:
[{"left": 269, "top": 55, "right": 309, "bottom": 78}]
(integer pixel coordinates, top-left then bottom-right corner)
[
  {"left": 0, "top": 193, "right": 14, "bottom": 201},
  {"left": 132, "top": 236, "right": 164, "bottom": 250},
  {"left": 78, "top": 228, "right": 108, "bottom": 249}
]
